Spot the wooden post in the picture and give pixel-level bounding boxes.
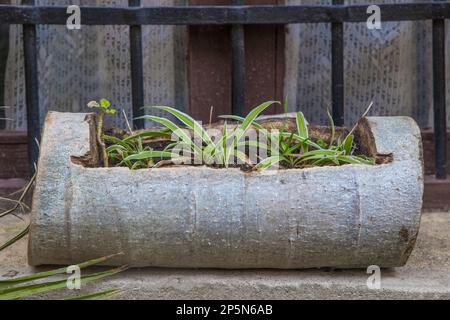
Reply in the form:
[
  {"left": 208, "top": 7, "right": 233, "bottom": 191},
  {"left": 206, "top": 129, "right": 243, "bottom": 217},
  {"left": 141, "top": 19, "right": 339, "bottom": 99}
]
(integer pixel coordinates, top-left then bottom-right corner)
[{"left": 188, "top": 0, "right": 284, "bottom": 123}]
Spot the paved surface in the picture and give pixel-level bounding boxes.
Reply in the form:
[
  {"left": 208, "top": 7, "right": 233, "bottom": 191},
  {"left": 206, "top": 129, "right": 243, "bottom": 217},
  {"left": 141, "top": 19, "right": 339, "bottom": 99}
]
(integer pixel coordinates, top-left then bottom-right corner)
[{"left": 1, "top": 211, "right": 449, "bottom": 299}]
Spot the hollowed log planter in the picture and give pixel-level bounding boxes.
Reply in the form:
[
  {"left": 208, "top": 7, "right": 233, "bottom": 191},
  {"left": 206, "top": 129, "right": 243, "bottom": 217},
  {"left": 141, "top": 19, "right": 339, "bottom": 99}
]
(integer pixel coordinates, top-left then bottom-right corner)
[{"left": 28, "top": 112, "right": 423, "bottom": 268}]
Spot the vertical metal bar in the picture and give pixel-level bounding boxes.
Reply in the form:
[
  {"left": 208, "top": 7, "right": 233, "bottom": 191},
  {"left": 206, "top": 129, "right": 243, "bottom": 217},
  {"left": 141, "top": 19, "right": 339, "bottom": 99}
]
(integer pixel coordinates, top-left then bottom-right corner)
[
  {"left": 129, "top": 0, "right": 144, "bottom": 129},
  {"left": 22, "top": 0, "right": 40, "bottom": 174},
  {"left": 0, "top": 23, "right": 9, "bottom": 129},
  {"left": 433, "top": 17, "right": 447, "bottom": 179},
  {"left": 231, "top": 0, "right": 245, "bottom": 116},
  {"left": 331, "top": 0, "right": 344, "bottom": 126}
]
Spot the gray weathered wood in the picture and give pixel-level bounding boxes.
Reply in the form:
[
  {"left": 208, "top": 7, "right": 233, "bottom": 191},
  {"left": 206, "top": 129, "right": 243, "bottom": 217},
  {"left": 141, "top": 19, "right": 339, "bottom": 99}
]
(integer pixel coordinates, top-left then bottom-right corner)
[{"left": 28, "top": 112, "right": 423, "bottom": 268}]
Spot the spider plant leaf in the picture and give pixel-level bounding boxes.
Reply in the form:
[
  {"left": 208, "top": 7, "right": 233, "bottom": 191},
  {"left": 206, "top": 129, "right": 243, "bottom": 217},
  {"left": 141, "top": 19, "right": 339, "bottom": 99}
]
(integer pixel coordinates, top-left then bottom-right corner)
[
  {"left": 301, "top": 149, "right": 339, "bottom": 157},
  {"left": 342, "top": 134, "right": 354, "bottom": 154},
  {"left": 103, "top": 135, "right": 124, "bottom": 144},
  {"left": 224, "top": 137, "right": 238, "bottom": 168},
  {"left": 236, "top": 101, "right": 279, "bottom": 141},
  {"left": 295, "top": 111, "right": 308, "bottom": 139},
  {"left": 335, "top": 155, "right": 362, "bottom": 165},
  {"left": 218, "top": 115, "right": 264, "bottom": 130},
  {"left": 154, "top": 156, "right": 192, "bottom": 167},
  {"left": 168, "top": 142, "right": 195, "bottom": 155},
  {"left": 279, "top": 132, "right": 323, "bottom": 150},
  {"left": 285, "top": 132, "right": 294, "bottom": 148},
  {"left": 103, "top": 135, "right": 133, "bottom": 152},
  {"left": 232, "top": 149, "right": 252, "bottom": 166},
  {"left": 361, "top": 156, "right": 376, "bottom": 165},
  {"left": 0, "top": 253, "right": 124, "bottom": 289},
  {"left": 0, "top": 266, "right": 127, "bottom": 300},
  {"left": 123, "top": 131, "right": 170, "bottom": 142},
  {"left": 255, "top": 156, "right": 282, "bottom": 169},
  {"left": 337, "top": 155, "right": 375, "bottom": 165},
  {"left": 106, "top": 145, "right": 126, "bottom": 153},
  {"left": 201, "top": 123, "right": 231, "bottom": 166},
  {"left": 326, "top": 109, "right": 336, "bottom": 147},
  {"left": 281, "top": 97, "right": 290, "bottom": 131},
  {"left": 222, "top": 122, "right": 229, "bottom": 167},
  {"left": 163, "top": 141, "right": 179, "bottom": 152},
  {"left": 298, "top": 151, "right": 338, "bottom": 163},
  {"left": 148, "top": 106, "right": 214, "bottom": 146},
  {"left": 298, "top": 155, "right": 326, "bottom": 163},
  {"left": 135, "top": 115, "right": 201, "bottom": 154},
  {"left": 122, "top": 151, "right": 175, "bottom": 162},
  {"left": 285, "top": 141, "right": 305, "bottom": 155},
  {"left": 312, "top": 158, "right": 331, "bottom": 166},
  {"left": 201, "top": 143, "right": 216, "bottom": 165},
  {"left": 130, "top": 161, "right": 143, "bottom": 170},
  {"left": 222, "top": 101, "right": 279, "bottom": 166},
  {"left": 65, "top": 288, "right": 120, "bottom": 300},
  {"left": 283, "top": 96, "right": 289, "bottom": 114}
]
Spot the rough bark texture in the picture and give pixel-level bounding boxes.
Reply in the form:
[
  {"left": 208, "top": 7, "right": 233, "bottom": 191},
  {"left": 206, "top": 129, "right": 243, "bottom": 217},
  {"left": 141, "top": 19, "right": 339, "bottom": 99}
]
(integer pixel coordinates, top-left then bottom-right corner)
[{"left": 28, "top": 112, "right": 423, "bottom": 268}]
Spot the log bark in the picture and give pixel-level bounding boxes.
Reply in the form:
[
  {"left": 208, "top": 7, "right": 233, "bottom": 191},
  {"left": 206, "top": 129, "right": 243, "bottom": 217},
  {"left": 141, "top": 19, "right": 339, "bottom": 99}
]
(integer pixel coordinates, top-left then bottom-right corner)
[{"left": 28, "top": 112, "right": 423, "bottom": 268}]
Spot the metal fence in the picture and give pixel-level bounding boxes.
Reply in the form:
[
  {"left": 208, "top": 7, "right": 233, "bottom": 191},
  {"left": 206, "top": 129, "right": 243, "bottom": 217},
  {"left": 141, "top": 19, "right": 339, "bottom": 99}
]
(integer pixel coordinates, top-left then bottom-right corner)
[{"left": 0, "top": 1, "right": 448, "bottom": 178}]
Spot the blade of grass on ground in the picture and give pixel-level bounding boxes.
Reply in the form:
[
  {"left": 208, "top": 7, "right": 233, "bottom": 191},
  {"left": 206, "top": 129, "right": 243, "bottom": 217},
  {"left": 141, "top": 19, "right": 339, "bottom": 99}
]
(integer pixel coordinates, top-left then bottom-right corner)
[
  {"left": 0, "top": 224, "right": 29, "bottom": 253},
  {"left": 0, "top": 266, "right": 127, "bottom": 300},
  {"left": 0, "top": 253, "right": 124, "bottom": 289}
]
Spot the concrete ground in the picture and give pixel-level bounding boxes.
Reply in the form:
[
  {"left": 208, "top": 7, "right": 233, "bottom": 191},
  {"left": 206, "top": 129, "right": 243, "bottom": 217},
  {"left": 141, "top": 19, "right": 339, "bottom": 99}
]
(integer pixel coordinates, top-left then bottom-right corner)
[{"left": 1, "top": 211, "right": 449, "bottom": 299}]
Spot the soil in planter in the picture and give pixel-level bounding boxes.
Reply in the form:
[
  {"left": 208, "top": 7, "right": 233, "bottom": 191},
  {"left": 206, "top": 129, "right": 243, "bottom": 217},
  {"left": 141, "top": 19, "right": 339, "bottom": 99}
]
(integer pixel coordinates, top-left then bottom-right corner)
[{"left": 73, "top": 116, "right": 392, "bottom": 172}]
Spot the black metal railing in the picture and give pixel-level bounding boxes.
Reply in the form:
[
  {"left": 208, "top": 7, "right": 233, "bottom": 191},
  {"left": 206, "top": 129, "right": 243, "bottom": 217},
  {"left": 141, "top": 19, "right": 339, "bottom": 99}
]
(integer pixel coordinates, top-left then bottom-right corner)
[{"left": 0, "top": 1, "right": 448, "bottom": 178}]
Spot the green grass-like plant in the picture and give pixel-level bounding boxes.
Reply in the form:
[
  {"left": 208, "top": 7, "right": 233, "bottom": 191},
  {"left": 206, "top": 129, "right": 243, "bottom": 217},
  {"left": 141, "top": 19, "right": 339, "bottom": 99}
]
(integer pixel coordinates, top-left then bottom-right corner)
[
  {"left": 133, "top": 101, "right": 280, "bottom": 168},
  {"left": 0, "top": 254, "right": 126, "bottom": 300},
  {"left": 220, "top": 100, "right": 375, "bottom": 169},
  {"left": 105, "top": 132, "right": 173, "bottom": 169},
  {"left": 0, "top": 174, "right": 124, "bottom": 300},
  {"left": 104, "top": 99, "right": 374, "bottom": 170}
]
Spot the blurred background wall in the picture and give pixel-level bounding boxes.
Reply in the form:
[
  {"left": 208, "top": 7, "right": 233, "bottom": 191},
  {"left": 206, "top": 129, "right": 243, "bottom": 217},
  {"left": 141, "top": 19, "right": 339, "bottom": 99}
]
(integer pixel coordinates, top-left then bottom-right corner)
[
  {"left": 0, "top": 0, "right": 448, "bottom": 129},
  {"left": 1, "top": 0, "right": 188, "bottom": 129}
]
